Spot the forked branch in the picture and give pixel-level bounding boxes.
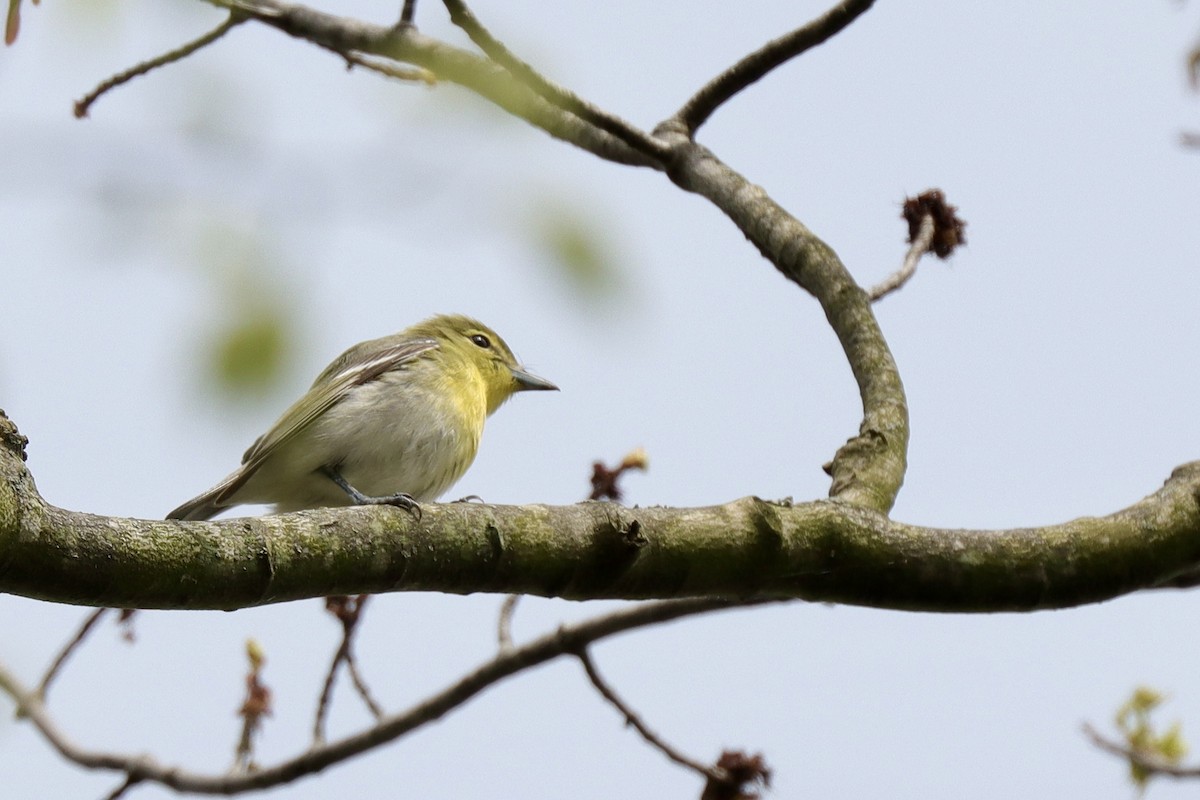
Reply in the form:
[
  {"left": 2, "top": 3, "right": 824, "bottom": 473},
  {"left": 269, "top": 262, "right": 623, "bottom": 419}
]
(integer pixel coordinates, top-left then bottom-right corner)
[
  {"left": 0, "top": 598, "right": 762, "bottom": 795},
  {"left": 440, "top": 0, "right": 671, "bottom": 161},
  {"left": 669, "top": 0, "right": 877, "bottom": 135}
]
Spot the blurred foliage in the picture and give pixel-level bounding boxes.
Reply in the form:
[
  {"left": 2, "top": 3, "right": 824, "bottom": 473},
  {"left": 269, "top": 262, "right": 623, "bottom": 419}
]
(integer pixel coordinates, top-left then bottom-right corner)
[
  {"left": 1115, "top": 686, "right": 1188, "bottom": 793},
  {"left": 525, "top": 195, "right": 630, "bottom": 307},
  {"left": 211, "top": 308, "right": 288, "bottom": 398},
  {"left": 5, "top": 0, "right": 24, "bottom": 47},
  {"left": 195, "top": 221, "right": 301, "bottom": 405}
]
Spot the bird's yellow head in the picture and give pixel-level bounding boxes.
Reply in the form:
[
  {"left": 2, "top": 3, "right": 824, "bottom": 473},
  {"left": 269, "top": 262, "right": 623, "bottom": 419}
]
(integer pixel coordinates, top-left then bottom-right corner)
[{"left": 411, "top": 314, "right": 558, "bottom": 416}]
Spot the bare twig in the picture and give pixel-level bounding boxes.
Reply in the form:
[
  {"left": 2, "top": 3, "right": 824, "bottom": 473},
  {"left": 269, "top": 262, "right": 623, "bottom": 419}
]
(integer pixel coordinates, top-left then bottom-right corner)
[
  {"left": 669, "top": 0, "right": 876, "bottom": 135},
  {"left": 497, "top": 594, "right": 519, "bottom": 651},
  {"left": 314, "top": 595, "right": 382, "bottom": 745},
  {"left": 74, "top": 12, "right": 247, "bottom": 118},
  {"left": 440, "top": 0, "right": 672, "bottom": 162},
  {"left": 868, "top": 190, "right": 967, "bottom": 302},
  {"left": 0, "top": 598, "right": 770, "bottom": 794},
  {"left": 345, "top": 656, "right": 384, "bottom": 720},
  {"left": 37, "top": 608, "right": 107, "bottom": 700},
  {"left": 101, "top": 774, "right": 142, "bottom": 800},
  {"left": 868, "top": 213, "right": 934, "bottom": 303},
  {"left": 578, "top": 648, "right": 723, "bottom": 781},
  {"left": 343, "top": 51, "right": 435, "bottom": 84},
  {"left": 313, "top": 630, "right": 344, "bottom": 742},
  {"left": 399, "top": 0, "right": 417, "bottom": 26},
  {"left": 1083, "top": 722, "right": 1200, "bottom": 779}
]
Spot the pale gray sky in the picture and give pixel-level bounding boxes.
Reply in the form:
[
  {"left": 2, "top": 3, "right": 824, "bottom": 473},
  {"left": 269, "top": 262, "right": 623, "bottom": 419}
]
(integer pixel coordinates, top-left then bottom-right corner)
[{"left": 2, "top": 2, "right": 1200, "bottom": 799}]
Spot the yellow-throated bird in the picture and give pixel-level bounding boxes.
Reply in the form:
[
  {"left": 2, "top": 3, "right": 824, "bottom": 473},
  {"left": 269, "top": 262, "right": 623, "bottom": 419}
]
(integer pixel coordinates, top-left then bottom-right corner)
[{"left": 167, "top": 314, "right": 557, "bottom": 521}]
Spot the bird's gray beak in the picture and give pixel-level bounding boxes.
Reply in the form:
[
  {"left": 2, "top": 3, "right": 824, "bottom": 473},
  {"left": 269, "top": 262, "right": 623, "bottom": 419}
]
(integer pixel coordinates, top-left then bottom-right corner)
[{"left": 511, "top": 367, "right": 559, "bottom": 392}]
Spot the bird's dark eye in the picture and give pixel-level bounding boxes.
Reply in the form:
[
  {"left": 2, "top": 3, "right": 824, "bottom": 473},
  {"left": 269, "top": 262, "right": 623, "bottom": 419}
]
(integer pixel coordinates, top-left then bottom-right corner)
[{"left": 470, "top": 333, "right": 491, "bottom": 349}]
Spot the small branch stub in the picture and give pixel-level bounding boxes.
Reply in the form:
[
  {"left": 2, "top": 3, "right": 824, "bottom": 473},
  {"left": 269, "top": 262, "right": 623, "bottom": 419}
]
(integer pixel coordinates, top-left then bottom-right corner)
[{"left": 0, "top": 408, "right": 29, "bottom": 462}]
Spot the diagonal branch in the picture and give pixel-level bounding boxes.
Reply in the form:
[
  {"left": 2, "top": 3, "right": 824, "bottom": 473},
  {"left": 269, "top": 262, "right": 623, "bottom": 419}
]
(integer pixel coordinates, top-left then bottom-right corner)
[
  {"left": 652, "top": 136, "right": 908, "bottom": 511},
  {"left": 342, "top": 52, "right": 435, "bottom": 85},
  {"left": 101, "top": 774, "right": 142, "bottom": 800},
  {"left": 205, "top": 0, "right": 661, "bottom": 167},
  {"left": 314, "top": 596, "right": 383, "bottom": 745},
  {"left": 669, "top": 0, "right": 876, "bottom": 135},
  {"left": 38, "top": 607, "right": 108, "bottom": 699},
  {"left": 400, "top": 0, "right": 417, "bottom": 27},
  {"left": 0, "top": 598, "right": 764, "bottom": 794},
  {"left": 441, "top": 0, "right": 672, "bottom": 163},
  {"left": 578, "top": 648, "right": 723, "bottom": 782},
  {"left": 74, "top": 11, "right": 247, "bottom": 118}
]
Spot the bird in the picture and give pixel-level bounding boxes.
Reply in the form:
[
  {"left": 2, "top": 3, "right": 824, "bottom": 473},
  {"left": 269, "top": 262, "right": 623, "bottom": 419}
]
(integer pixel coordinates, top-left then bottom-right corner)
[{"left": 167, "top": 314, "right": 557, "bottom": 521}]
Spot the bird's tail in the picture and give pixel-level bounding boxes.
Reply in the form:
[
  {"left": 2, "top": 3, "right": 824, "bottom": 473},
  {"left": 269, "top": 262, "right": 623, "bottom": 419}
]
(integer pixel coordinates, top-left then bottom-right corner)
[{"left": 165, "top": 491, "right": 224, "bottom": 521}]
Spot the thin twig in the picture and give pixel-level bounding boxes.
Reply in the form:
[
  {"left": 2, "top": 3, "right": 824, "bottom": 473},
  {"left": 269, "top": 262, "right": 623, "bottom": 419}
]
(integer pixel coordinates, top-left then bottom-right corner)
[
  {"left": 400, "top": 0, "right": 417, "bottom": 26},
  {"left": 867, "top": 213, "right": 935, "bottom": 303},
  {"left": 345, "top": 655, "right": 384, "bottom": 719},
  {"left": 312, "top": 643, "right": 342, "bottom": 745},
  {"left": 440, "top": 0, "right": 672, "bottom": 163},
  {"left": 497, "top": 594, "right": 519, "bottom": 651},
  {"left": 343, "top": 51, "right": 435, "bottom": 85},
  {"left": 578, "top": 648, "right": 723, "bottom": 782},
  {"left": 0, "top": 598, "right": 774, "bottom": 794},
  {"left": 314, "top": 596, "right": 382, "bottom": 744},
  {"left": 74, "top": 12, "right": 247, "bottom": 118},
  {"left": 101, "top": 774, "right": 142, "bottom": 800},
  {"left": 38, "top": 608, "right": 108, "bottom": 700},
  {"left": 669, "top": 0, "right": 876, "bottom": 136},
  {"left": 1082, "top": 722, "right": 1200, "bottom": 779}
]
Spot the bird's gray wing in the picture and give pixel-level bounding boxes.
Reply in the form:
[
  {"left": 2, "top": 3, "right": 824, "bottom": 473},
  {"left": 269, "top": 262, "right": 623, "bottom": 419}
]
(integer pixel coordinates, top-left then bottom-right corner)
[{"left": 238, "top": 337, "right": 439, "bottom": 470}]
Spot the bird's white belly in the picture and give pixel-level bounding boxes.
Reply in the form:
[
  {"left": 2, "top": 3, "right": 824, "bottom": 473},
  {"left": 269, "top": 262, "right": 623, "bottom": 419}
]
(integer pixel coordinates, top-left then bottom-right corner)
[{"left": 238, "top": 377, "right": 479, "bottom": 511}]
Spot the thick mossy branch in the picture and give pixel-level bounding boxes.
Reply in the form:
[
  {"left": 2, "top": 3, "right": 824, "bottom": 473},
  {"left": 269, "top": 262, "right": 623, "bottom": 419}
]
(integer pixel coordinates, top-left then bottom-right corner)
[{"left": 3, "top": 415, "right": 1198, "bottom": 611}]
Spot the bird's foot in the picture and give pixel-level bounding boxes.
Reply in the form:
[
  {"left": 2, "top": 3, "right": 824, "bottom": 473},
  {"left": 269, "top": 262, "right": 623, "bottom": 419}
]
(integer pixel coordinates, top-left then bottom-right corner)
[{"left": 322, "top": 466, "right": 423, "bottom": 520}]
